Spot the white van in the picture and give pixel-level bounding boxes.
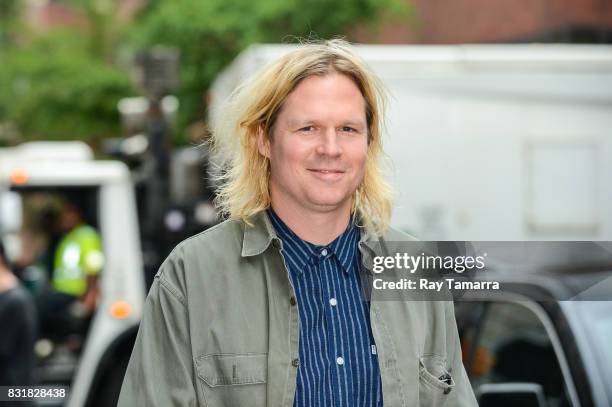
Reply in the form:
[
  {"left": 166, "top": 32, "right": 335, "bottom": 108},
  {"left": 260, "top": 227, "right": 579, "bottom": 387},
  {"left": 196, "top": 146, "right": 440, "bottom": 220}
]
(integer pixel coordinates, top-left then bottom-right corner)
[{"left": 209, "top": 44, "right": 612, "bottom": 241}]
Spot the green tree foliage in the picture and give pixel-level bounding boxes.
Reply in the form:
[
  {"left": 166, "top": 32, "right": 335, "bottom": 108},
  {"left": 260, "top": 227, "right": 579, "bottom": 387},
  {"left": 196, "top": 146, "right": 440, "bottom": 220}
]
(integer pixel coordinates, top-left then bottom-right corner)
[
  {"left": 1, "top": 38, "right": 130, "bottom": 141},
  {"left": 0, "top": 0, "right": 131, "bottom": 142}
]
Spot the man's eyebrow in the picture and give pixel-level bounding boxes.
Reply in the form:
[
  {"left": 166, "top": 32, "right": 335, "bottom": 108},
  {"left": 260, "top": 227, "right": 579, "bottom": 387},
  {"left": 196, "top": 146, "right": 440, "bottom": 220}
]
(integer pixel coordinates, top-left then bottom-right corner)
[
  {"left": 286, "top": 119, "right": 313, "bottom": 128},
  {"left": 342, "top": 120, "right": 367, "bottom": 128},
  {"left": 286, "top": 119, "right": 367, "bottom": 128}
]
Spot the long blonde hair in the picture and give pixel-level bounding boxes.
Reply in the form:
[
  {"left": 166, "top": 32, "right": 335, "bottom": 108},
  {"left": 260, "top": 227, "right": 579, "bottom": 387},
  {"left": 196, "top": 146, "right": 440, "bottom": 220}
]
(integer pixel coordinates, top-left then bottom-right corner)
[{"left": 209, "top": 39, "right": 393, "bottom": 237}]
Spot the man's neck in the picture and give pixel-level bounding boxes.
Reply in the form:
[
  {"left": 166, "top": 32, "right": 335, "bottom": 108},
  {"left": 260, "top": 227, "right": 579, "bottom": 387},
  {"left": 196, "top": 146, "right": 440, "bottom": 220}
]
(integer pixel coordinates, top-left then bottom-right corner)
[{"left": 270, "top": 202, "right": 351, "bottom": 246}]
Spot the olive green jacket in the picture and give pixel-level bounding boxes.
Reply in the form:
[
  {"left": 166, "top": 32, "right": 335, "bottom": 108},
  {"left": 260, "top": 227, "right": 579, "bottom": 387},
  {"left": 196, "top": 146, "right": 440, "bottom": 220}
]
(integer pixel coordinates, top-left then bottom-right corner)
[{"left": 118, "top": 211, "right": 477, "bottom": 406}]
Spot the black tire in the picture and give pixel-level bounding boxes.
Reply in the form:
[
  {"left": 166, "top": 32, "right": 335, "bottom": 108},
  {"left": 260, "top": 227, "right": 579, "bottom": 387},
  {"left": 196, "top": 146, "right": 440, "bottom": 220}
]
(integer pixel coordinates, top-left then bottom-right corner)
[{"left": 87, "top": 353, "right": 130, "bottom": 407}]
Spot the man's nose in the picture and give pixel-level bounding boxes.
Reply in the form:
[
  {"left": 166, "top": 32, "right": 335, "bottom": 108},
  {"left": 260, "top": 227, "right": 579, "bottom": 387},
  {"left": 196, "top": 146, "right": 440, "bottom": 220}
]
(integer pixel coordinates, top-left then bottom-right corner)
[{"left": 315, "top": 128, "right": 342, "bottom": 157}]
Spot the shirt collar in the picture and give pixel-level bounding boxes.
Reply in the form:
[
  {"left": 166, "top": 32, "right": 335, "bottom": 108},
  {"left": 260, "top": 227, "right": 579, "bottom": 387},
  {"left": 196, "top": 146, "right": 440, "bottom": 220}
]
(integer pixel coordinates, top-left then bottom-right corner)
[
  {"left": 266, "top": 208, "right": 359, "bottom": 275},
  {"left": 328, "top": 222, "right": 360, "bottom": 273},
  {"left": 240, "top": 208, "right": 379, "bottom": 264}
]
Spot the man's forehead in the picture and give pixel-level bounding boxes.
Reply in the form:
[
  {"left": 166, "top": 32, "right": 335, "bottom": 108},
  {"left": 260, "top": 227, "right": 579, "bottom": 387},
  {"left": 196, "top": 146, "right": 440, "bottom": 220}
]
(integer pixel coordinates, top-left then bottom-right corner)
[{"left": 284, "top": 74, "right": 365, "bottom": 102}]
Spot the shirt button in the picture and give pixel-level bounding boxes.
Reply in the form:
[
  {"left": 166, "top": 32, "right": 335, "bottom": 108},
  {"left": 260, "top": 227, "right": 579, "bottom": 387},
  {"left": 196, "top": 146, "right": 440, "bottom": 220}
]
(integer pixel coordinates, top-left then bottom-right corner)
[
  {"left": 321, "top": 248, "right": 328, "bottom": 256},
  {"left": 289, "top": 296, "right": 297, "bottom": 306},
  {"left": 336, "top": 356, "right": 345, "bottom": 366},
  {"left": 329, "top": 298, "right": 337, "bottom": 306},
  {"left": 292, "top": 358, "right": 300, "bottom": 367}
]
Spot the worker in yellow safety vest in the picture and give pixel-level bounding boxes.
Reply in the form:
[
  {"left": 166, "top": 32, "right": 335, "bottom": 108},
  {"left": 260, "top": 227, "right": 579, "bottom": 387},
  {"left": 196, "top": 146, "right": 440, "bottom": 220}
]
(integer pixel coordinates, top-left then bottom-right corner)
[
  {"left": 36, "top": 195, "right": 104, "bottom": 338},
  {"left": 53, "top": 217, "right": 104, "bottom": 311}
]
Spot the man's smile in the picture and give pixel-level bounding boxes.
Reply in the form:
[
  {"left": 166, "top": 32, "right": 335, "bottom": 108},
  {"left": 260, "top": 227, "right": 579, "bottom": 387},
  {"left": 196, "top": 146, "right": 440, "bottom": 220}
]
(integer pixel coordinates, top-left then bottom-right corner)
[{"left": 307, "top": 168, "right": 346, "bottom": 181}]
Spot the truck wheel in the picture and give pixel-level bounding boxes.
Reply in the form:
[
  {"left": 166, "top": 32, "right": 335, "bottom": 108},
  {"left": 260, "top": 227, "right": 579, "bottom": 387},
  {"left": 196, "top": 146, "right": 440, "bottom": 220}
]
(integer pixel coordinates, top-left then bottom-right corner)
[{"left": 88, "top": 353, "right": 130, "bottom": 407}]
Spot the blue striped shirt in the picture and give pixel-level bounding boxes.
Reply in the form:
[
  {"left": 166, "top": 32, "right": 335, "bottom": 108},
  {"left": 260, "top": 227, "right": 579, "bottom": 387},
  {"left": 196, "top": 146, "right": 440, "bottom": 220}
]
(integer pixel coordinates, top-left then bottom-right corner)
[{"left": 267, "top": 209, "right": 383, "bottom": 407}]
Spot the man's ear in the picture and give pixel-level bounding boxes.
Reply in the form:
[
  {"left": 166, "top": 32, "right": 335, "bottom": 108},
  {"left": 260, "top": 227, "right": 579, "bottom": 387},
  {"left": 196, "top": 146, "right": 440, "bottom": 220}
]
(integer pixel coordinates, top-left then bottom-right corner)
[{"left": 256, "top": 125, "right": 270, "bottom": 158}]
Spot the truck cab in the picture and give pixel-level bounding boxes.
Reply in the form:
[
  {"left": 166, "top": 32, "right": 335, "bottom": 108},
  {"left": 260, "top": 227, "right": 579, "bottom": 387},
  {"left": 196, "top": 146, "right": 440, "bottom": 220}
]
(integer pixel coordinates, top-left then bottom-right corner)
[{"left": 0, "top": 141, "right": 145, "bottom": 406}]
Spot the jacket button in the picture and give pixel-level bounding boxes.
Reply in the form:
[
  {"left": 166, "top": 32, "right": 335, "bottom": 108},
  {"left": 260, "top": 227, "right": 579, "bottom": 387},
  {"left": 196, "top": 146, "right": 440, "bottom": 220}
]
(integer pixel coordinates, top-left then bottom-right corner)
[
  {"left": 291, "top": 358, "right": 299, "bottom": 367},
  {"left": 289, "top": 296, "right": 297, "bottom": 306}
]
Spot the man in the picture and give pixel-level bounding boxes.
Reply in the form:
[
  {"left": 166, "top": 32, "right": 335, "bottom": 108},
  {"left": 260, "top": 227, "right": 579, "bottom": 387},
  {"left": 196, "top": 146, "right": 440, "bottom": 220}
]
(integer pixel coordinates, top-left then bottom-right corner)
[
  {"left": 0, "top": 238, "right": 38, "bottom": 389},
  {"left": 119, "top": 39, "right": 477, "bottom": 406},
  {"left": 37, "top": 196, "right": 103, "bottom": 338},
  {"left": 51, "top": 197, "right": 102, "bottom": 310}
]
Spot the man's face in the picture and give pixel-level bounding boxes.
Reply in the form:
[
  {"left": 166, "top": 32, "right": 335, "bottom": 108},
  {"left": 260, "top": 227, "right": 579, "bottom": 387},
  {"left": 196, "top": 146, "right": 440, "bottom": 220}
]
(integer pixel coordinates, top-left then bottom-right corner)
[
  {"left": 259, "top": 73, "right": 369, "bottom": 216},
  {"left": 60, "top": 205, "right": 81, "bottom": 232}
]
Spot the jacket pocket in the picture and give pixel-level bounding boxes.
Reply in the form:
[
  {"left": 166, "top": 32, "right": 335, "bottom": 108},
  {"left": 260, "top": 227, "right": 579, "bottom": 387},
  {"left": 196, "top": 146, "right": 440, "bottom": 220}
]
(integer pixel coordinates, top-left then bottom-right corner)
[
  {"left": 195, "top": 353, "right": 267, "bottom": 406},
  {"left": 418, "top": 354, "right": 455, "bottom": 406}
]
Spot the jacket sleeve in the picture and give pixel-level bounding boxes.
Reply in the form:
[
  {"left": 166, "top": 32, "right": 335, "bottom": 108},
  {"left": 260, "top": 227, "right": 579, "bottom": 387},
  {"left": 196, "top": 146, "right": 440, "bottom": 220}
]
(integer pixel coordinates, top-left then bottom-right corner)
[
  {"left": 118, "top": 265, "right": 196, "bottom": 406},
  {"left": 446, "top": 301, "right": 479, "bottom": 406}
]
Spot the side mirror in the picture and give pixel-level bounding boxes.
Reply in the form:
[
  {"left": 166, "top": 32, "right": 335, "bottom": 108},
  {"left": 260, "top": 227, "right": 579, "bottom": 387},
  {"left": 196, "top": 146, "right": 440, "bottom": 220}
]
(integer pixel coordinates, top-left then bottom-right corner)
[
  {"left": 0, "top": 191, "right": 22, "bottom": 233},
  {"left": 477, "top": 383, "right": 546, "bottom": 407}
]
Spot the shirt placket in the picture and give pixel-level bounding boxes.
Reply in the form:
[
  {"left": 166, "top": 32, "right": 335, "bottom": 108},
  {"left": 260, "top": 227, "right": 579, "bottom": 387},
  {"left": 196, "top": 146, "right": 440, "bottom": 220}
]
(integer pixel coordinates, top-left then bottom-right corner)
[
  {"left": 318, "top": 249, "right": 346, "bottom": 407},
  {"left": 299, "top": 256, "right": 327, "bottom": 406}
]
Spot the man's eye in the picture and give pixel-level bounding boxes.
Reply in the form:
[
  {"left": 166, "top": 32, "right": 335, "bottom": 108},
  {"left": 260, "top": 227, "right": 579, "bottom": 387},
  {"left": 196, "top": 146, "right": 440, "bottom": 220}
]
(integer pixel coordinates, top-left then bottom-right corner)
[
  {"left": 299, "top": 126, "right": 315, "bottom": 132},
  {"left": 340, "top": 126, "right": 357, "bottom": 133}
]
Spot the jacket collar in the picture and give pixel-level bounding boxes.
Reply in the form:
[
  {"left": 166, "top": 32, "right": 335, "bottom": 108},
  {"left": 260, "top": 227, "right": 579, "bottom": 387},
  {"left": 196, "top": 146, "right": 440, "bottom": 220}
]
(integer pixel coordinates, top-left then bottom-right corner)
[
  {"left": 241, "top": 209, "right": 379, "bottom": 258},
  {"left": 241, "top": 210, "right": 279, "bottom": 257}
]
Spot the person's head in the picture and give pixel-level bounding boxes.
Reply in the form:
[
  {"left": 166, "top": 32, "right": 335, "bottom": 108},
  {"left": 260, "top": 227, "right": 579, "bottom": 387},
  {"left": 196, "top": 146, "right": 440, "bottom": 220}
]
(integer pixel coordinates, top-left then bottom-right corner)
[
  {"left": 211, "top": 39, "right": 393, "bottom": 236},
  {"left": 59, "top": 199, "right": 83, "bottom": 232}
]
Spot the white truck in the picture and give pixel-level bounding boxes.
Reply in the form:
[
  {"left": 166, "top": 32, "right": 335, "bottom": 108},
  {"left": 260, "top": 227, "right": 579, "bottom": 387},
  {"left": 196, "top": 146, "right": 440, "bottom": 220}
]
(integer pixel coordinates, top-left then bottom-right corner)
[
  {"left": 0, "top": 141, "right": 145, "bottom": 406},
  {"left": 209, "top": 44, "right": 612, "bottom": 241}
]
